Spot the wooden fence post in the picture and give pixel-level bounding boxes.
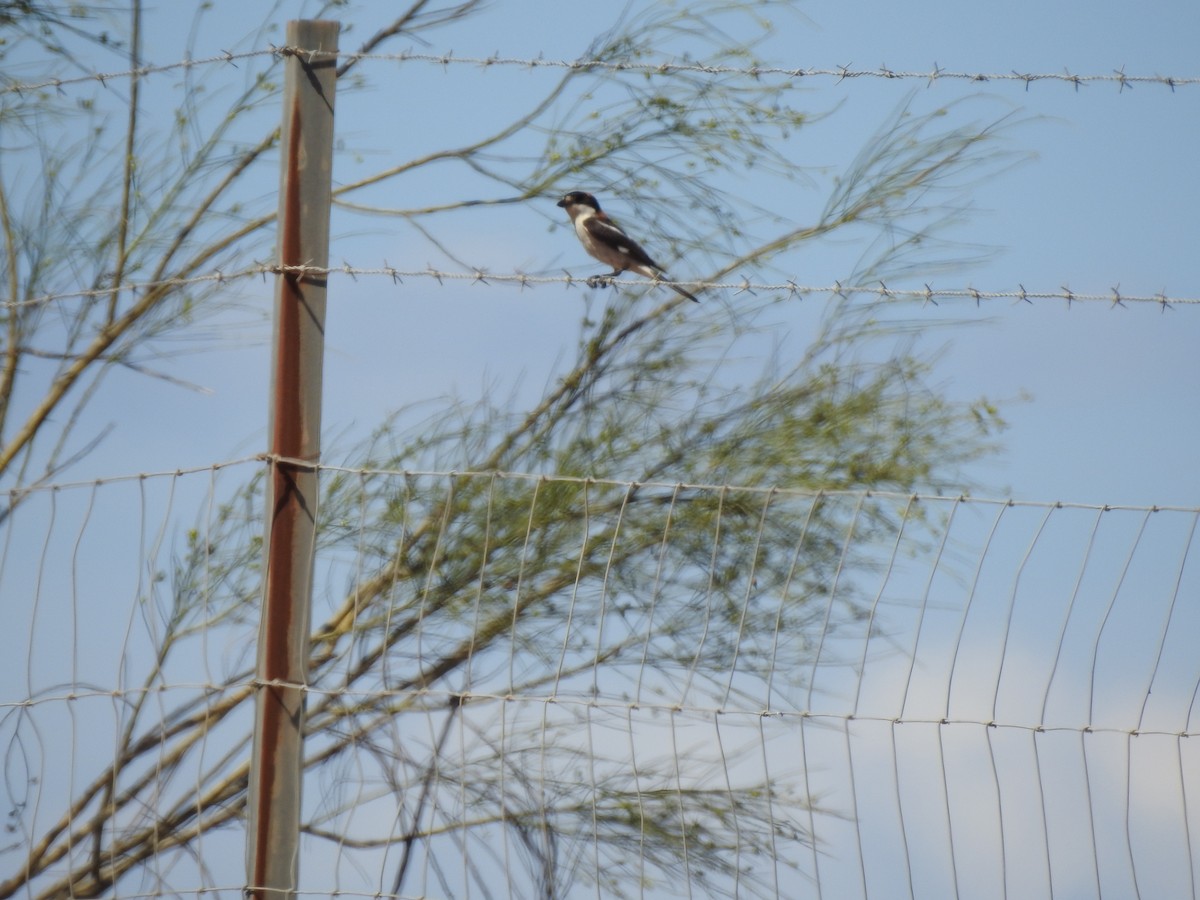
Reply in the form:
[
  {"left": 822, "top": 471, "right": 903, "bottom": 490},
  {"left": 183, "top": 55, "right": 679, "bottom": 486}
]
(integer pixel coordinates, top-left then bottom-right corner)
[{"left": 247, "top": 18, "right": 339, "bottom": 899}]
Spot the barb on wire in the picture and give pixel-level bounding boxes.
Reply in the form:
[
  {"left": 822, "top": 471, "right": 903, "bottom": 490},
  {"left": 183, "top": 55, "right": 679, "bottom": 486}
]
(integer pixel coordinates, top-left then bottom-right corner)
[
  {"left": 6, "top": 263, "right": 1196, "bottom": 311},
  {"left": 1, "top": 46, "right": 1196, "bottom": 96}
]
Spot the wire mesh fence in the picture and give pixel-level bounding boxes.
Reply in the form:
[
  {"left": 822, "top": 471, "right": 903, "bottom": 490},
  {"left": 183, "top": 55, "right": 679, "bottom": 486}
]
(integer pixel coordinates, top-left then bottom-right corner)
[
  {"left": 3, "top": 6, "right": 1197, "bottom": 896},
  {"left": 3, "top": 463, "right": 1197, "bottom": 898}
]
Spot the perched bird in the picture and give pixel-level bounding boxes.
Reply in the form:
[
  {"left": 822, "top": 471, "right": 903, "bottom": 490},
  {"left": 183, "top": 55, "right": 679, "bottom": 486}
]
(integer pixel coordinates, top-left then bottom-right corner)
[{"left": 556, "top": 190, "right": 699, "bottom": 302}]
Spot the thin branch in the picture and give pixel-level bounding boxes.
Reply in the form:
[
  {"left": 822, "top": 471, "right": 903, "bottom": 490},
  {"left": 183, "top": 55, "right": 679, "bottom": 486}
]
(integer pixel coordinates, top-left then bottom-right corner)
[
  {"left": 391, "top": 695, "right": 463, "bottom": 895},
  {"left": 0, "top": 175, "right": 19, "bottom": 437},
  {"left": 108, "top": 0, "right": 141, "bottom": 324},
  {"left": 335, "top": 0, "right": 437, "bottom": 78}
]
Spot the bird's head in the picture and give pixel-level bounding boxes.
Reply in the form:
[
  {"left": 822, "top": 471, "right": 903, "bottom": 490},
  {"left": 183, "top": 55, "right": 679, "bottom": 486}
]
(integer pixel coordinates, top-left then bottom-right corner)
[{"left": 556, "top": 190, "right": 600, "bottom": 212}]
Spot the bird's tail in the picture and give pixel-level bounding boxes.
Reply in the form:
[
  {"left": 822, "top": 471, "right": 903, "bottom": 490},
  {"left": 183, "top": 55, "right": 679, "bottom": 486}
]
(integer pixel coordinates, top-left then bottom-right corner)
[
  {"left": 643, "top": 264, "right": 700, "bottom": 303},
  {"left": 662, "top": 279, "right": 700, "bottom": 303},
  {"left": 671, "top": 283, "right": 700, "bottom": 303}
]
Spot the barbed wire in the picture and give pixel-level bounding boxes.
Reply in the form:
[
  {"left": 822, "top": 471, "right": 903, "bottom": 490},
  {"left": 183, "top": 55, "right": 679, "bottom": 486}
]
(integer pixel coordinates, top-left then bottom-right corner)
[
  {"left": 2, "top": 267, "right": 266, "bottom": 309},
  {"left": 0, "top": 47, "right": 279, "bottom": 96},
  {"left": 2, "top": 44, "right": 1196, "bottom": 97},
  {"left": 331, "top": 50, "right": 1200, "bottom": 92},
  {"left": 5, "top": 262, "right": 1195, "bottom": 311}
]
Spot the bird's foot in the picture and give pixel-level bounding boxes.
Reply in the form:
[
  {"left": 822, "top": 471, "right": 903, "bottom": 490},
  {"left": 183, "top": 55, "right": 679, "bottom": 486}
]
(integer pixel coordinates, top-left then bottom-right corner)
[{"left": 586, "top": 273, "right": 618, "bottom": 290}]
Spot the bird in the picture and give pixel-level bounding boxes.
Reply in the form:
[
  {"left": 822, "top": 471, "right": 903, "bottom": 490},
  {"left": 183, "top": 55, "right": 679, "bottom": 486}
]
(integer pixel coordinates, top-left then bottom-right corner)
[{"left": 555, "top": 190, "right": 699, "bottom": 302}]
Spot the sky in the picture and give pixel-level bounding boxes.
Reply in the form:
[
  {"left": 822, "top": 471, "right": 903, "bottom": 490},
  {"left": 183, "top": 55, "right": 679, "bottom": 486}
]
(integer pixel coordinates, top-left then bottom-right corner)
[
  {"left": 37, "top": 0, "right": 1192, "bottom": 510},
  {"left": 2, "top": 0, "right": 1199, "bottom": 898}
]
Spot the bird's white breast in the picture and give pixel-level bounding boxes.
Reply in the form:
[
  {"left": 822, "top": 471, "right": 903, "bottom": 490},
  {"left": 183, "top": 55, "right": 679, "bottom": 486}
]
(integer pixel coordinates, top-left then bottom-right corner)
[{"left": 573, "top": 210, "right": 604, "bottom": 256}]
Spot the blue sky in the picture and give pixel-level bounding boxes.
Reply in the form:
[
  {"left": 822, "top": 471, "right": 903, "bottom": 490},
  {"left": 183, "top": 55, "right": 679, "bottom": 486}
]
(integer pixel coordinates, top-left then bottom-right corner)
[
  {"left": 3, "top": 1, "right": 1199, "bottom": 897},
  {"left": 33, "top": 0, "right": 1192, "bottom": 509}
]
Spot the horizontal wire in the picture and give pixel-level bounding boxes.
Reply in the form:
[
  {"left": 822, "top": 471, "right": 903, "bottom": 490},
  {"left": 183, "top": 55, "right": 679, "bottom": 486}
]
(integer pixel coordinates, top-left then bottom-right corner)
[
  {"left": 5, "top": 263, "right": 1197, "bottom": 310},
  {"left": 0, "top": 47, "right": 280, "bottom": 96},
  {"left": 1, "top": 44, "right": 1196, "bottom": 96},
  {"left": 332, "top": 50, "right": 1200, "bottom": 91},
  {"left": 3, "top": 683, "right": 1193, "bottom": 739},
  {"left": 297, "top": 462, "right": 1200, "bottom": 514},
  {"left": 0, "top": 455, "right": 262, "bottom": 500},
  {"left": 9, "top": 456, "right": 1200, "bottom": 514},
  {"left": 3, "top": 265, "right": 274, "bottom": 309}
]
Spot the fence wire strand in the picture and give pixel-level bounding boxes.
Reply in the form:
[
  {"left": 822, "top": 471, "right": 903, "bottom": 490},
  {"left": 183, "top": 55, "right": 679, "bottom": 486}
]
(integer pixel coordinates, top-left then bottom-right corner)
[
  {"left": 5, "top": 263, "right": 1196, "bottom": 311},
  {"left": 3, "top": 46, "right": 1197, "bottom": 96},
  {"left": 333, "top": 51, "right": 1200, "bottom": 91},
  {"left": 0, "top": 47, "right": 280, "bottom": 95}
]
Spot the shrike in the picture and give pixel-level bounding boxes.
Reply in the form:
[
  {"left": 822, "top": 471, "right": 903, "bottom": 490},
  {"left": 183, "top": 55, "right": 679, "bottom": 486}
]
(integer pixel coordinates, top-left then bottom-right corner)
[{"left": 556, "top": 190, "right": 699, "bottom": 303}]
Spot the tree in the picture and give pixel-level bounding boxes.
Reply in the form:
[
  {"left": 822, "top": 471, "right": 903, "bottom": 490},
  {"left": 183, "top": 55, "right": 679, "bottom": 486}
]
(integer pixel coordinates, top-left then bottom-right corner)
[{"left": 1, "top": 1, "right": 1013, "bottom": 897}]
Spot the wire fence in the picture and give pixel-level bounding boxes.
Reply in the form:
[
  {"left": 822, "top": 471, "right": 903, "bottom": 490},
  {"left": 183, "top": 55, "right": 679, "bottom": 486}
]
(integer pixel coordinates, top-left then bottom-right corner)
[
  {"left": 3, "top": 16, "right": 1198, "bottom": 900},
  {"left": 2, "top": 462, "right": 1198, "bottom": 898}
]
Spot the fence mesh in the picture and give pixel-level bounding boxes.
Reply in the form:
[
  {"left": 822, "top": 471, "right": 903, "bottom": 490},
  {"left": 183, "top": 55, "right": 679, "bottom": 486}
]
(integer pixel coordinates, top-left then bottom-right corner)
[{"left": 2, "top": 464, "right": 1197, "bottom": 898}]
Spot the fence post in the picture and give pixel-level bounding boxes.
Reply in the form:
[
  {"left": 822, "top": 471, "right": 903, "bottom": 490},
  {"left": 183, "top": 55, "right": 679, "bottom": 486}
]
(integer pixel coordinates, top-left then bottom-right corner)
[{"left": 247, "top": 18, "right": 339, "bottom": 900}]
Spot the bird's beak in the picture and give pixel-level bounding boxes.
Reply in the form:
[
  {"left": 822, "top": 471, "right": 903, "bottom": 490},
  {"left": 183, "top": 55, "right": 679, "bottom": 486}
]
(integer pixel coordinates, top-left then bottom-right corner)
[{"left": 555, "top": 198, "right": 568, "bottom": 208}]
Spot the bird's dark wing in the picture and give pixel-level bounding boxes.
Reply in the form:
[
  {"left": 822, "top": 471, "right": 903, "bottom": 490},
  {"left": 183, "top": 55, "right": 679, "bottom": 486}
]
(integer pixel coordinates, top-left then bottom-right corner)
[{"left": 583, "top": 214, "right": 661, "bottom": 271}]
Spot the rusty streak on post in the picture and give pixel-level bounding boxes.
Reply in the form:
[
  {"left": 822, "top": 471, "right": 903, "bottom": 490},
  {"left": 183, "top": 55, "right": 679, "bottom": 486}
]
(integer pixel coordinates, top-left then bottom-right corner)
[{"left": 247, "top": 19, "right": 338, "bottom": 900}]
